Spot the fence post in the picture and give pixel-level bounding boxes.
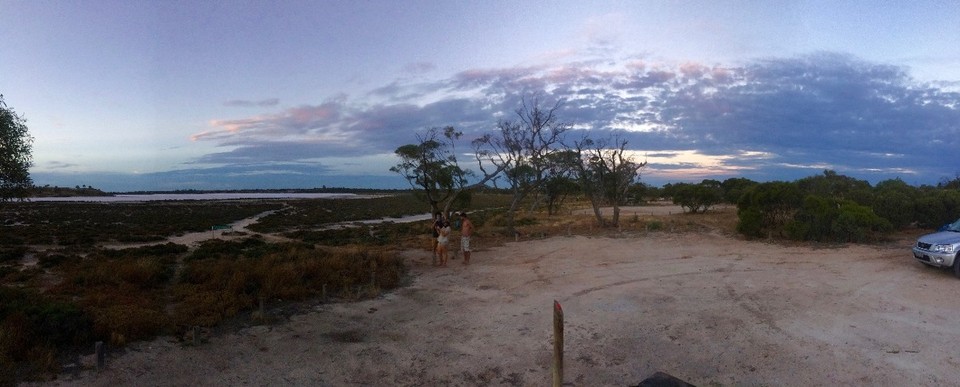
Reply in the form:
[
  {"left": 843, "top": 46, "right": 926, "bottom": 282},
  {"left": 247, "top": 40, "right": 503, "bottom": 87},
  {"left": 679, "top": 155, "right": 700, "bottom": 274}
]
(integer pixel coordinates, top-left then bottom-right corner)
[
  {"left": 553, "top": 300, "right": 564, "bottom": 387},
  {"left": 95, "top": 341, "right": 105, "bottom": 371},
  {"left": 258, "top": 296, "right": 266, "bottom": 321}
]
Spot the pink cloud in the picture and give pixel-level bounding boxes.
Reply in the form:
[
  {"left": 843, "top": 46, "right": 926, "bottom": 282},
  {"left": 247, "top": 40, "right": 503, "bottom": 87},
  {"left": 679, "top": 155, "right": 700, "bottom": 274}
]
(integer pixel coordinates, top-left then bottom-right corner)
[
  {"left": 191, "top": 102, "right": 342, "bottom": 142},
  {"left": 679, "top": 62, "right": 708, "bottom": 78}
]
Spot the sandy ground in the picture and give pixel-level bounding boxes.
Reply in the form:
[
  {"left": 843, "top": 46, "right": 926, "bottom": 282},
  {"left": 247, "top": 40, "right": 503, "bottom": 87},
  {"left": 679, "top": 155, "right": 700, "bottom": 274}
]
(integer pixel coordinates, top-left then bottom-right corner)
[{"left": 43, "top": 209, "right": 960, "bottom": 386}]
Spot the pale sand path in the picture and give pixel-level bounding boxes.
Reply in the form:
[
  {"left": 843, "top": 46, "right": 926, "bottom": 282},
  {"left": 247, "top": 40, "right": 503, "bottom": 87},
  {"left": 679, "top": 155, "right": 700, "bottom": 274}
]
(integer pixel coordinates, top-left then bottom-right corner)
[{"left": 45, "top": 229, "right": 960, "bottom": 386}]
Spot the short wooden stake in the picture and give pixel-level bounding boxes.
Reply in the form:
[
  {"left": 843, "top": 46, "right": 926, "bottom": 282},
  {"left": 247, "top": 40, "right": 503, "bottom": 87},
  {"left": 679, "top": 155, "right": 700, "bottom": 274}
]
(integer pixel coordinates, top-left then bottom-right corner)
[
  {"left": 552, "top": 300, "right": 564, "bottom": 387},
  {"left": 322, "top": 283, "right": 328, "bottom": 301},
  {"left": 258, "top": 296, "right": 265, "bottom": 320},
  {"left": 193, "top": 326, "right": 200, "bottom": 345},
  {"left": 95, "top": 341, "right": 105, "bottom": 371}
]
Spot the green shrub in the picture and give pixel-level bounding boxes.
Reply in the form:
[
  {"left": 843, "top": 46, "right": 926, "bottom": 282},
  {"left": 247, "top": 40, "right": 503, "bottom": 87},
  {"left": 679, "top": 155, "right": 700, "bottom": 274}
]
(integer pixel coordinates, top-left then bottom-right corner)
[
  {"left": 669, "top": 181, "right": 723, "bottom": 213},
  {"left": 646, "top": 220, "right": 663, "bottom": 231},
  {"left": 736, "top": 182, "right": 802, "bottom": 238},
  {"left": 872, "top": 178, "right": 918, "bottom": 228},
  {"left": 0, "top": 288, "right": 94, "bottom": 362},
  {"left": 913, "top": 189, "right": 960, "bottom": 229},
  {"left": 832, "top": 203, "right": 892, "bottom": 243},
  {"left": 736, "top": 208, "right": 763, "bottom": 238},
  {"left": 787, "top": 196, "right": 838, "bottom": 241}
]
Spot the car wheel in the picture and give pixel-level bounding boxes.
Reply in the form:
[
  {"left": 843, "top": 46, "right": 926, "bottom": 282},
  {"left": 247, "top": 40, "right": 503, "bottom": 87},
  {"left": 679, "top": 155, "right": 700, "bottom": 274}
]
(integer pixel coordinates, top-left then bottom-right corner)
[{"left": 953, "top": 254, "right": 960, "bottom": 278}]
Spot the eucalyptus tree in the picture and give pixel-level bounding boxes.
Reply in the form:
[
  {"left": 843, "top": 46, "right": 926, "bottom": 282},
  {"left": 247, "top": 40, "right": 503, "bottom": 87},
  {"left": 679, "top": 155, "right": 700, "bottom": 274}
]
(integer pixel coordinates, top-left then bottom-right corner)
[
  {"left": 391, "top": 126, "right": 503, "bottom": 217},
  {"left": 572, "top": 134, "right": 646, "bottom": 227},
  {"left": 472, "top": 97, "right": 570, "bottom": 231},
  {"left": 541, "top": 149, "right": 580, "bottom": 215},
  {"left": 0, "top": 95, "right": 34, "bottom": 202}
]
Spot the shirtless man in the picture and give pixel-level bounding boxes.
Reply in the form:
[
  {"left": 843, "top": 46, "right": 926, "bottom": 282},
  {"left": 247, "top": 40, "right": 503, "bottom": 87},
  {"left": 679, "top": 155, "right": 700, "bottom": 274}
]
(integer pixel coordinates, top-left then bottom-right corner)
[
  {"left": 460, "top": 212, "right": 474, "bottom": 265},
  {"left": 431, "top": 212, "right": 443, "bottom": 266}
]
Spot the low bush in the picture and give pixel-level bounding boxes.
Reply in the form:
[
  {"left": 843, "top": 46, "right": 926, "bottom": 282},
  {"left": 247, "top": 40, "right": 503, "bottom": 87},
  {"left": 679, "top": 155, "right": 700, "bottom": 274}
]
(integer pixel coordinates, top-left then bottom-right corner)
[
  {"left": 0, "top": 287, "right": 94, "bottom": 380},
  {"left": 171, "top": 239, "right": 406, "bottom": 328},
  {"left": 36, "top": 251, "right": 81, "bottom": 268},
  {"left": 284, "top": 227, "right": 384, "bottom": 246}
]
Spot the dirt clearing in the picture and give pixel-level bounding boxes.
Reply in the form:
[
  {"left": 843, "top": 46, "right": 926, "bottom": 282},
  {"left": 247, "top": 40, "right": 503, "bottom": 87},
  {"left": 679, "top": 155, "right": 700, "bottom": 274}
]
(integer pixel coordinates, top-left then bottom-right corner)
[{"left": 48, "top": 229, "right": 960, "bottom": 386}]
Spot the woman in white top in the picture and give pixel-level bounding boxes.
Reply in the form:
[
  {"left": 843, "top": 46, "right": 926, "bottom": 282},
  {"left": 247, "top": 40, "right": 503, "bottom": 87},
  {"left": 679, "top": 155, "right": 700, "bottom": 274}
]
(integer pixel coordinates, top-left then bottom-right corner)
[{"left": 436, "top": 221, "right": 452, "bottom": 267}]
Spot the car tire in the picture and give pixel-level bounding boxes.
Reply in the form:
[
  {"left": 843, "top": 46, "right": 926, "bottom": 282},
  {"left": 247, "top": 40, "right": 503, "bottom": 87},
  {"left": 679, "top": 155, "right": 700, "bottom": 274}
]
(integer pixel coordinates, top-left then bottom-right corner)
[{"left": 953, "top": 254, "right": 960, "bottom": 278}]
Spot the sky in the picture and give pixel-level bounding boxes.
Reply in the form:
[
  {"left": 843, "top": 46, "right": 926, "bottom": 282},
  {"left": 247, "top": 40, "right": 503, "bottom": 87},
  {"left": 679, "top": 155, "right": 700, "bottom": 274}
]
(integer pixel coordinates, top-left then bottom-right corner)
[{"left": 1, "top": 0, "right": 959, "bottom": 192}]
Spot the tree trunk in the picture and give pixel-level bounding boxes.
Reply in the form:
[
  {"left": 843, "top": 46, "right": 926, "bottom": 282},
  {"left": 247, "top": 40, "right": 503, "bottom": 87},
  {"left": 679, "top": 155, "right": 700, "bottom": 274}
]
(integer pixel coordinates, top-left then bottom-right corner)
[
  {"left": 612, "top": 204, "right": 621, "bottom": 227},
  {"left": 588, "top": 195, "right": 606, "bottom": 227},
  {"left": 506, "top": 195, "right": 522, "bottom": 234}
]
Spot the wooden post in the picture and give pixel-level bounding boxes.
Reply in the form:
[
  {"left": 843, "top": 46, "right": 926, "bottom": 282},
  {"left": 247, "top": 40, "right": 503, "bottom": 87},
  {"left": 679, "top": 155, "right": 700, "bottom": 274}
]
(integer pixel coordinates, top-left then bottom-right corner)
[
  {"left": 258, "top": 296, "right": 265, "bottom": 320},
  {"left": 95, "top": 341, "right": 105, "bottom": 371},
  {"left": 553, "top": 300, "right": 564, "bottom": 387},
  {"left": 322, "top": 283, "right": 328, "bottom": 301},
  {"left": 193, "top": 326, "right": 200, "bottom": 345}
]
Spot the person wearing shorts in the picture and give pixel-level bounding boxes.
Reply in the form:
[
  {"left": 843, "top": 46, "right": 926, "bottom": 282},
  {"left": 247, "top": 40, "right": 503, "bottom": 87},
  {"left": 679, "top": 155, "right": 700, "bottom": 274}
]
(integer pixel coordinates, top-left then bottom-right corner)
[
  {"left": 437, "top": 220, "right": 452, "bottom": 267},
  {"left": 460, "top": 212, "right": 474, "bottom": 265}
]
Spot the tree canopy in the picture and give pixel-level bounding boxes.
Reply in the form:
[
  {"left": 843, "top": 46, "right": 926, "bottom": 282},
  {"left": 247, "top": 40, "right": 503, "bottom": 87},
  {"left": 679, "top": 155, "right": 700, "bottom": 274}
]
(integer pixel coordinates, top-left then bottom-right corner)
[{"left": 0, "top": 95, "right": 34, "bottom": 202}]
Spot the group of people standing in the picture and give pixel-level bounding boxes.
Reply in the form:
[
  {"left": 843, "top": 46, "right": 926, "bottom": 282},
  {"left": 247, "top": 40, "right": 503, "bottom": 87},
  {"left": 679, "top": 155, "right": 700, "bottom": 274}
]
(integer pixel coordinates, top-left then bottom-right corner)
[{"left": 432, "top": 211, "right": 473, "bottom": 267}]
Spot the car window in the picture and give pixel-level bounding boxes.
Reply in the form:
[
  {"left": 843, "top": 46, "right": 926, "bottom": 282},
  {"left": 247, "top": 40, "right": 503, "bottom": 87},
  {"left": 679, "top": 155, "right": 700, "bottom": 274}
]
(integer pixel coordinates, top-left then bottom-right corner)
[{"left": 948, "top": 220, "right": 960, "bottom": 232}]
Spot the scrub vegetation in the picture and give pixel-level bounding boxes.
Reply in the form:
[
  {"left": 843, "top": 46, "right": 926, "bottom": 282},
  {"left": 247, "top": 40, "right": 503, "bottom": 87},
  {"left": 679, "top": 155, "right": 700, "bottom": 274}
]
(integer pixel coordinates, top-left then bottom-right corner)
[
  {"left": 661, "top": 171, "right": 960, "bottom": 243},
  {"left": 0, "top": 193, "right": 514, "bottom": 383}
]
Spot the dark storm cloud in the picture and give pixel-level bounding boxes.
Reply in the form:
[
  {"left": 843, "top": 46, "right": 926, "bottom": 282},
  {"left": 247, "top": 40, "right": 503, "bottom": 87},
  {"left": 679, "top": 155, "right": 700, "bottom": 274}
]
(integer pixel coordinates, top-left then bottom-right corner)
[
  {"left": 653, "top": 52, "right": 960, "bottom": 179},
  {"left": 191, "top": 52, "right": 960, "bottom": 185}
]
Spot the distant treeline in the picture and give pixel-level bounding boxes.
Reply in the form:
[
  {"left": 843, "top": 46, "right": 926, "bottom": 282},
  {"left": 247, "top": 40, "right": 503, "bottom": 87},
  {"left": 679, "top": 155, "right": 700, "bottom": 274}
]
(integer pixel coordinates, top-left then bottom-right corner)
[{"left": 31, "top": 185, "right": 110, "bottom": 197}]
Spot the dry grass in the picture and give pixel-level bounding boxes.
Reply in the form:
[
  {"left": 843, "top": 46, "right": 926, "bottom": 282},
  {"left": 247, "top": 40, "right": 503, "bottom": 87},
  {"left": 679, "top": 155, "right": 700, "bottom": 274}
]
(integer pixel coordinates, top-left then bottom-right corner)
[
  {"left": 468, "top": 204, "right": 740, "bottom": 248},
  {"left": 170, "top": 240, "right": 405, "bottom": 330}
]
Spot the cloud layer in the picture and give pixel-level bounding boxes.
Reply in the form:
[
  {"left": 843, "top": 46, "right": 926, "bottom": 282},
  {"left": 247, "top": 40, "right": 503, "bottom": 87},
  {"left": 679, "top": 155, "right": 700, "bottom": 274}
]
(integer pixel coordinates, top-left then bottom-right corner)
[{"left": 186, "top": 52, "right": 960, "bottom": 187}]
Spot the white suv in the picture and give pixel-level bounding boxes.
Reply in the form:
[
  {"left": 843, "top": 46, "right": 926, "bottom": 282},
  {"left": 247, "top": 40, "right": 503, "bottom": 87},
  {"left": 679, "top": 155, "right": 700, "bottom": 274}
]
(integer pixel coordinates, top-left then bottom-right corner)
[{"left": 913, "top": 219, "right": 960, "bottom": 277}]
